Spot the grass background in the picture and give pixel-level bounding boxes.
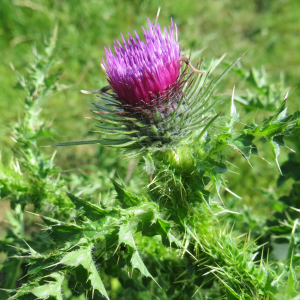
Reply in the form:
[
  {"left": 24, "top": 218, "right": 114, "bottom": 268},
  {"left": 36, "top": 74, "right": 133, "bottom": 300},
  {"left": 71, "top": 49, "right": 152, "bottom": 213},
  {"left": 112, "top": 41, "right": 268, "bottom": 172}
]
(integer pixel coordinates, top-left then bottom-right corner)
[{"left": 1, "top": 0, "right": 300, "bottom": 232}]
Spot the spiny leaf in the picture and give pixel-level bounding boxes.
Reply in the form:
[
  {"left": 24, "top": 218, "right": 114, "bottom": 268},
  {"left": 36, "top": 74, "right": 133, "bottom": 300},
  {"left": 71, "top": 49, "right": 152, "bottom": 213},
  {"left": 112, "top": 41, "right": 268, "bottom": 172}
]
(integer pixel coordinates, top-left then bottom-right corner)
[
  {"left": 8, "top": 272, "right": 64, "bottom": 300},
  {"left": 287, "top": 260, "right": 298, "bottom": 297},
  {"left": 228, "top": 133, "right": 258, "bottom": 162},
  {"left": 111, "top": 179, "right": 142, "bottom": 207},
  {"left": 118, "top": 221, "right": 138, "bottom": 249},
  {"left": 67, "top": 192, "right": 108, "bottom": 218},
  {"left": 50, "top": 138, "right": 129, "bottom": 147},
  {"left": 270, "top": 136, "right": 283, "bottom": 174},
  {"left": 50, "top": 140, "right": 104, "bottom": 147},
  {"left": 227, "top": 86, "right": 239, "bottom": 132},
  {"left": 143, "top": 154, "right": 155, "bottom": 178},
  {"left": 41, "top": 214, "right": 82, "bottom": 232},
  {"left": 131, "top": 250, "right": 158, "bottom": 287},
  {"left": 261, "top": 99, "right": 287, "bottom": 129},
  {"left": 60, "top": 243, "right": 109, "bottom": 299}
]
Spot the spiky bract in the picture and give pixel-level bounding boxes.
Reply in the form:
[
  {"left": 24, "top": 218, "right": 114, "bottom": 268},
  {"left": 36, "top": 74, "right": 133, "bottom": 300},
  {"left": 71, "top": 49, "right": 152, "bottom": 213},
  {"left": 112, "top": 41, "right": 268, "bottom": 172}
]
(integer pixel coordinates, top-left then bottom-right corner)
[{"left": 89, "top": 58, "right": 238, "bottom": 156}]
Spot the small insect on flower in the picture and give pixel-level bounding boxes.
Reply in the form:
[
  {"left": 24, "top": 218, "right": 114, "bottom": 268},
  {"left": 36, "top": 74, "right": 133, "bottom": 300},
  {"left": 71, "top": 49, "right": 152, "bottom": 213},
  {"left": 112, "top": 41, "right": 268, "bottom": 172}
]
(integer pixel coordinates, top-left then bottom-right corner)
[{"left": 82, "top": 18, "right": 205, "bottom": 120}]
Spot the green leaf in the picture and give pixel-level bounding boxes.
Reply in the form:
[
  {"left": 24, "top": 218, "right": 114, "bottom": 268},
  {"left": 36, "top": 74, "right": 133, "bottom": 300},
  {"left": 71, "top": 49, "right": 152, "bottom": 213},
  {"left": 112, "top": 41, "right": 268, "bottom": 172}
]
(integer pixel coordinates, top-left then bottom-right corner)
[
  {"left": 118, "top": 221, "right": 138, "bottom": 249},
  {"left": 60, "top": 243, "right": 109, "bottom": 299},
  {"left": 41, "top": 214, "right": 82, "bottom": 233},
  {"left": 227, "top": 87, "right": 239, "bottom": 132},
  {"left": 261, "top": 99, "right": 287, "bottom": 129},
  {"left": 287, "top": 263, "right": 298, "bottom": 297},
  {"left": 167, "top": 232, "right": 183, "bottom": 249},
  {"left": 225, "top": 285, "right": 241, "bottom": 300},
  {"left": 67, "top": 192, "right": 108, "bottom": 218},
  {"left": 8, "top": 272, "right": 64, "bottom": 300},
  {"left": 143, "top": 154, "right": 155, "bottom": 178},
  {"left": 270, "top": 136, "right": 282, "bottom": 174},
  {"left": 111, "top": 179, "right": 141, "bottom": 207},
  {"left": 6, "top": 208, "right": 22, "bottom": 237},
  {"left": 131, "top": 250, "right": 152, "bottom": 278},
  {"left": 219, "top": 133, "right": 258, "bottom": 163},
  {"left": 50, "top": 139, "right": 117, "bottom": 147}
]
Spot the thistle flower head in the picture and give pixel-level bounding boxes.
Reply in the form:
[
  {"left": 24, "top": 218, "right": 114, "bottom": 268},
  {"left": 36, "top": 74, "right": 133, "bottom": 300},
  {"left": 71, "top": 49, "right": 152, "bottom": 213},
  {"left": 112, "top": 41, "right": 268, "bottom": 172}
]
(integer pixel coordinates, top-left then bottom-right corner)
[
  {"left": 74, "top": 18, "right": 239, "bottom": 155},
  {"left": 102, "top": 18, "right": 180, "bottom": 107}
]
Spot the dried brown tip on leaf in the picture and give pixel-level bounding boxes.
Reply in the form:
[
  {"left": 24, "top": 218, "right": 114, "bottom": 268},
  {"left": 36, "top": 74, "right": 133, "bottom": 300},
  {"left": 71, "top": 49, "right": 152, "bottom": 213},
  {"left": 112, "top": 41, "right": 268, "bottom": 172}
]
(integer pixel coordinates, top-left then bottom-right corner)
[{"left": 179, "top": 56, "right": 206, "bottom": 74}]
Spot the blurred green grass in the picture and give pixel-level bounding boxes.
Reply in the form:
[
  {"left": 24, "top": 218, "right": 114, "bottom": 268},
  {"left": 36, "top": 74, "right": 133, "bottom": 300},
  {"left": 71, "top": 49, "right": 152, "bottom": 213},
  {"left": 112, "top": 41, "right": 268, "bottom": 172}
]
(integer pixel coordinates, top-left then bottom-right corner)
[{"left": 1, "top": 0, "right": 300, "bottom": 207}]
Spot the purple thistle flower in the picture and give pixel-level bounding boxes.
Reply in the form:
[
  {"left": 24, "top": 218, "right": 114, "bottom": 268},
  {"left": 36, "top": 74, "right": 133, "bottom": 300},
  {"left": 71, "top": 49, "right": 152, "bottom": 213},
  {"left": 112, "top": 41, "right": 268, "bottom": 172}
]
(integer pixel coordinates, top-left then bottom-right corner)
[
  {"left": 102, "top": 18, "right": 181, "bottom": 107},
  {"left": 65, "top": 18, "right": 234, "bottom": 152}
]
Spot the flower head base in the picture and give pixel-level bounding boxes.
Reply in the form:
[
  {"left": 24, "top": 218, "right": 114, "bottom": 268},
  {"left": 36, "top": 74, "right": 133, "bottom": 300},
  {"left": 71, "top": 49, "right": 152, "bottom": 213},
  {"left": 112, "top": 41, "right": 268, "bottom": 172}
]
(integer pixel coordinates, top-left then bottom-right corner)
[{"left": 102, "top": 18, "right": 180, "bottom": 107}]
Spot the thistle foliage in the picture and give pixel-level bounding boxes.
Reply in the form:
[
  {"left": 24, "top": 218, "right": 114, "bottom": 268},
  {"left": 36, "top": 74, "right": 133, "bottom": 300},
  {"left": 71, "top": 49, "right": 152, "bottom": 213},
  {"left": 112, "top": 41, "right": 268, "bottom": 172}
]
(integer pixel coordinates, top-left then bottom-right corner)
[{"left": 2, "top": 26, "right": 300, "bottom": 300}]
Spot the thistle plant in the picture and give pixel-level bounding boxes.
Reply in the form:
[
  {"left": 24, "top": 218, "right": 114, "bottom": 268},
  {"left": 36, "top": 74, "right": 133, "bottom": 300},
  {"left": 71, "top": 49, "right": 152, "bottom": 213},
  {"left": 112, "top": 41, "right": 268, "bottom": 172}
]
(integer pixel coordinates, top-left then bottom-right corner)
[{"left": 3, "top": 18, "right": 300, "bottom": 300}]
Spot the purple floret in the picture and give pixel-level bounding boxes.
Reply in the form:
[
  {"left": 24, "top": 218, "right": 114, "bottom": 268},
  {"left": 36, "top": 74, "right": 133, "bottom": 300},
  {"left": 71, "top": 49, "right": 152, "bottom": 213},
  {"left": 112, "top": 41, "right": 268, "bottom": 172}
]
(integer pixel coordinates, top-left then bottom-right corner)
[{"left": 102, "top": 18, "right": 180, "bottom": 106}]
